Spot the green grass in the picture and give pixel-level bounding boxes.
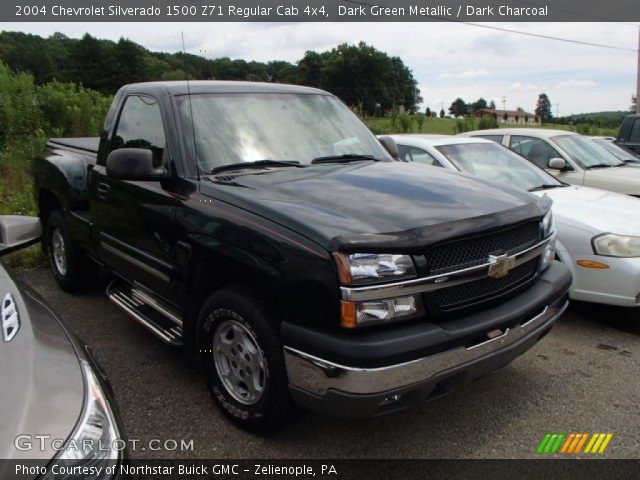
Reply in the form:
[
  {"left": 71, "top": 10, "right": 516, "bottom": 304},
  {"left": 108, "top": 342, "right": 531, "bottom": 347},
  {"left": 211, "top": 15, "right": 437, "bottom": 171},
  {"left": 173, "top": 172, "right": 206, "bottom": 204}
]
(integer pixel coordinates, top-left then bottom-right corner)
[
  {"left": 364, "top": 116, "right": 459, "bottom": 135},
  {"left": 361, "top": 116, "right": 618, "bottom": 137},
  {"left": 0, "top": 141, "right": 48, "bottom": 270}
]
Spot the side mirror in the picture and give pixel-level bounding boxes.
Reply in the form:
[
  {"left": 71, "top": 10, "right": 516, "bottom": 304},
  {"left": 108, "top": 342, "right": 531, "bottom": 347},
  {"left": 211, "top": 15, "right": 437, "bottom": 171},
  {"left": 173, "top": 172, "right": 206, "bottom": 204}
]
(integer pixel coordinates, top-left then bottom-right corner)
[
  {"left": 0, "top": 216, "right": 42, "bottom": 256},
  {"left": 378, "top": 136, "right": 400, "bottom": 160},
  {"left": 548, "top": 157, "right": 568, "bottom": 171},
  {"left": 106, "top": 148, "right": 167, "bottom": 180}
]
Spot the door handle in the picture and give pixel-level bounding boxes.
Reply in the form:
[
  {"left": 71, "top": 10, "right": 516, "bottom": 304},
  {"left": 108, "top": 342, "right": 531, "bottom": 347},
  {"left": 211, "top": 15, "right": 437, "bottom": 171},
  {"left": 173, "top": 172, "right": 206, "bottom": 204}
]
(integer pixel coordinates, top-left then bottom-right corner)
[{"left": 97, "top": 183, "right": 111, "bottom": 194}]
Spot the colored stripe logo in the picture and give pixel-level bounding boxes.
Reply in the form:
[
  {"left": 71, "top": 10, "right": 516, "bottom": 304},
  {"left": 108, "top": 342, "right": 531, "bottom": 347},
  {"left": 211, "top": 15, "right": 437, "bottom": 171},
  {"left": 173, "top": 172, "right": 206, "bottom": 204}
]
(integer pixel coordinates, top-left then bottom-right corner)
[{"left": 536, "top": 433, "right": 613, "bottom": 454}]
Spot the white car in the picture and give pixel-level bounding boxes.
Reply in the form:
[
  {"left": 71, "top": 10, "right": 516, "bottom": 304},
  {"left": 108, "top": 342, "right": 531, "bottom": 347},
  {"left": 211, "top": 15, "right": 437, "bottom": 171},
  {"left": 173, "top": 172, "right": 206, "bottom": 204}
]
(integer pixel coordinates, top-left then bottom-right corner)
[
  {"left": 460, "top": 128, "right": 640, "bottom": 197},
  {"left": 590, "top": 136, "right": 640, "bottom": 167},
  {"left": 387, "top": 134, "right": 640, "bottom": 308}
]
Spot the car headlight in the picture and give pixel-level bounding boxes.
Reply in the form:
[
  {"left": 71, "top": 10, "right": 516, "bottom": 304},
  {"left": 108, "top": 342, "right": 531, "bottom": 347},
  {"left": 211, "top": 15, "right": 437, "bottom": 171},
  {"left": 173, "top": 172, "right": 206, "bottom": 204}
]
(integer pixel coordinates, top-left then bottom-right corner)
[
  {"left": 541, "top": 210, "right": 555, "bottom": 238},
  {"left": 333, "top": 252, "right": 417, "bottom": 285},
  {"left": 45, "top": 359, "right": 120, "bottom": 477},
  {"left": 593, "top": 234, "right": 640, "bottom": 257}
]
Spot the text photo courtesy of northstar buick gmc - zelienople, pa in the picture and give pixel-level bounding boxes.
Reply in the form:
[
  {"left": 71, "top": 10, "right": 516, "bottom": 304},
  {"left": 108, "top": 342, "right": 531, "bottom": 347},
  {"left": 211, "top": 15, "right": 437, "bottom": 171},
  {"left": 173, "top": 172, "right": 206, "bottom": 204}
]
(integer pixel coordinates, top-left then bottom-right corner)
[{"left": 1, "top": 2, "right": 640, "bottom": 478}]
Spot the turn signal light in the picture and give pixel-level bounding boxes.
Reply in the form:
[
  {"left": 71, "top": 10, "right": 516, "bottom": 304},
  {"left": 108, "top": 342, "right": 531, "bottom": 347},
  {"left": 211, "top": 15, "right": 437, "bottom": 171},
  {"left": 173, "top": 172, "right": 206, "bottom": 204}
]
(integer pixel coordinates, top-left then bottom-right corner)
[
  {"left": 577, "top": 260, "right": 609, "bottom": 270},
  {"left": 340, "top": 300, "right": 357, "bottom": 328}
]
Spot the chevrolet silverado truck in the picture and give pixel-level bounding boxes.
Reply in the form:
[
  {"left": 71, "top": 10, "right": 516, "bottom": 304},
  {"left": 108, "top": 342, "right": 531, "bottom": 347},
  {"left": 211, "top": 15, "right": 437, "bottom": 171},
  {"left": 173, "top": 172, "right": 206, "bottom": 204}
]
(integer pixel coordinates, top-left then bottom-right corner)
[{"left": 34, "top": 81, "right": 571, "bottom": 432}]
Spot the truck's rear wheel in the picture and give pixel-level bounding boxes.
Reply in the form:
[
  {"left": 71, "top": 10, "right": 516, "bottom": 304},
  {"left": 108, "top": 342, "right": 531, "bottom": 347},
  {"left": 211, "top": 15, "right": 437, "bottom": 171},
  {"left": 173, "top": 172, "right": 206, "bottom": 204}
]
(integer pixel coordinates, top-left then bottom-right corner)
[
  {"left": 197, "top": 287, "right": 291, "bottom": 433},
  {"left": 45, "top": 210, "right": 97, "bottom": 292}
]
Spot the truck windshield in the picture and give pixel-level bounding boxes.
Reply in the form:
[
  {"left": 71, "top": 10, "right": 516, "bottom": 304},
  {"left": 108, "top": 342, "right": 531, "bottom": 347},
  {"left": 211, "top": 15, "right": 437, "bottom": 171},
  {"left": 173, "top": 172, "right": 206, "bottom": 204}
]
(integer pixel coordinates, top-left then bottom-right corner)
[
  {"left": 553, "top": 135, "right": 624, "bottom": 169},
  {"left": 176, "top": 93, "right": 390, "bottom": 172},
  {"left": 436, "top": 142, "right": 564, "bottom": 192}
]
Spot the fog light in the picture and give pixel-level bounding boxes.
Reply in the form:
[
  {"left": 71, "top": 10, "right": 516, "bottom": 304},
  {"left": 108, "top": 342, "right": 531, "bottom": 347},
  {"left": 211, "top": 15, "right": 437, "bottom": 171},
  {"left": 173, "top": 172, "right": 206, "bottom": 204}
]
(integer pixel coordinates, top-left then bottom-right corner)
[{"left": 379, "top": 393, "right": 402, "bottom": 406}]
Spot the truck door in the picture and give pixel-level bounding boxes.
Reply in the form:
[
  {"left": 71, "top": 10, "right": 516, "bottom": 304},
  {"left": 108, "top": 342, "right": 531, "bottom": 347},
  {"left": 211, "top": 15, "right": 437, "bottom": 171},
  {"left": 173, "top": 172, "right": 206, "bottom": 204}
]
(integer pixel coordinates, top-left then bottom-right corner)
[{"left": 91, "top": 94, "right": 180, "bottom": 304}]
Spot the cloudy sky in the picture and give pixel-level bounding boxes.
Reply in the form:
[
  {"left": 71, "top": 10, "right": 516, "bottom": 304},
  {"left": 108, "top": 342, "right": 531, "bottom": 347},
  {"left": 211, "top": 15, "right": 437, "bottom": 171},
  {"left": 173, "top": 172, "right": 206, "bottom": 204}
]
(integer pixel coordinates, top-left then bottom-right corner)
[{"left": 2, "top": 21, "right": 638, "bottom": 115}]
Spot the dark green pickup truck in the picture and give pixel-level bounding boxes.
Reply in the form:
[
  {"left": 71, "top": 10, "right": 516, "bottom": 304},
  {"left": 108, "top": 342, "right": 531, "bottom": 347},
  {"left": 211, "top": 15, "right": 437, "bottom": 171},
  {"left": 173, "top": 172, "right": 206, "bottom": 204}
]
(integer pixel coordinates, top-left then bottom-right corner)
[{"left": 33, "top": 81, "right": 571, "bottom": 432}]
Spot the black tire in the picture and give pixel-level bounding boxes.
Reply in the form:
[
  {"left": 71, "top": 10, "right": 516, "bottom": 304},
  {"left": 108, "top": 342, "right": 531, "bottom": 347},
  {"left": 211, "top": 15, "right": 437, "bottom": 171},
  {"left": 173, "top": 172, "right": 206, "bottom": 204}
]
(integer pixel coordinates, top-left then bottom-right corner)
[
  {"left": 197, "top": 286, "right": 291, "bottom": 433},
  {"left": 45, "top": 210, "right": 97, "bottom": 292}
]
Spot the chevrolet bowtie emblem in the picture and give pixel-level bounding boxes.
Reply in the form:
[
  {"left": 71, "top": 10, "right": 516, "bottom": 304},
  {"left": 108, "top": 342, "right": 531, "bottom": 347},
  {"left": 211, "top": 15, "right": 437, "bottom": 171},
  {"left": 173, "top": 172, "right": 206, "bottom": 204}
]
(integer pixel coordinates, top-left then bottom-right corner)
[{"left": 488, "top": 254, "right": 516, "bottom": 278}]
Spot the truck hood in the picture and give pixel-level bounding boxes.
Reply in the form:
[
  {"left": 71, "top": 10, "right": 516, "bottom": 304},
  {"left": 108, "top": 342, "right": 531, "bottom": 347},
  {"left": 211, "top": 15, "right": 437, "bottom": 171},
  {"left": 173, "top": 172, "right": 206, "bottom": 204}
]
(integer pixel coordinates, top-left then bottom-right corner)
[
  {"left": 584, "top": 165, "right": 640, "bottom": 195},
  {"left": 201, "top": 162, "right": 548, "bottom": 251},
  {"left": 0, "top": 266, "right": 84, "bottom": 462},
  {"left": 533, "top": 185, "right": 640, "bottom": 236}
]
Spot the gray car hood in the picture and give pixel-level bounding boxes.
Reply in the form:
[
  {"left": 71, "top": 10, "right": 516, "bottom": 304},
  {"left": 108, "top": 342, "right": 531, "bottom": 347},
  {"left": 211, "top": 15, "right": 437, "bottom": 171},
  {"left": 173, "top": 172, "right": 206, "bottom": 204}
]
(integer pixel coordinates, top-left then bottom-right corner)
[{"left": 0, "top": 265, "right": 84, "bottom": 461}]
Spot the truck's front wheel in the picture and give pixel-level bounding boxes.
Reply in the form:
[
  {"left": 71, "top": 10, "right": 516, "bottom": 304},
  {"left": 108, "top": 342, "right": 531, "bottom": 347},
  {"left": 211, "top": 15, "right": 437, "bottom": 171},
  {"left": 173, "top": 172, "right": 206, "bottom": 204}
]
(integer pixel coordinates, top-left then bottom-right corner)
[
  {"left": 45, "top": 210, "right": 97, "bottom": 291},
  {"left": 197, "top": 287, "right": 291, "bottom": 433}
]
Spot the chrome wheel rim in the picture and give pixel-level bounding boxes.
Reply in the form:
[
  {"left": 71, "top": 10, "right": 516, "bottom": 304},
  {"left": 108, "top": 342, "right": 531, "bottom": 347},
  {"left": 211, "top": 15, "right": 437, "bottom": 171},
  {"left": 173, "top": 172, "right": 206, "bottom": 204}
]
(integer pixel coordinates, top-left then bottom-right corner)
[
  {"left": 52, "top": 228, "right": 67, "bottom": 276},
  {"left": 213, "top": 319, "right": 266, "bottom": 405}
]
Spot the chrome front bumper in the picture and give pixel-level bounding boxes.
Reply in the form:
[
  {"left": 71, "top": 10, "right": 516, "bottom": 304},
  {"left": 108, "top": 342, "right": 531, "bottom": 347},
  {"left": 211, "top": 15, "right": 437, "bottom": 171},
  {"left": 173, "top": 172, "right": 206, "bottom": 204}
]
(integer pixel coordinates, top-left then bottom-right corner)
[{"left": 284, "top": 299, "right": 568, "bottom": 397}]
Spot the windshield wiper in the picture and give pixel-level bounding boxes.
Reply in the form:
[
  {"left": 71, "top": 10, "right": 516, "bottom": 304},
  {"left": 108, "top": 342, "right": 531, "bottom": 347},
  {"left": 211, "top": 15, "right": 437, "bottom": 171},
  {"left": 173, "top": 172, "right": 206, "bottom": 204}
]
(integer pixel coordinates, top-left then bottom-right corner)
[
  {"left": 623, "top": 159, "right": 640, "bottom": 164},
  {"left": 311, "top": 154, "right": 382, "bottom": 164},
  {"left": 209, "top": 160, "right": 303, "bottom": 175},
  {"left": 528, "top": 184, "right": 567, "bottom": 192},
  {"left": 585, "top": 163, "right": 619, "bottom": 170}
]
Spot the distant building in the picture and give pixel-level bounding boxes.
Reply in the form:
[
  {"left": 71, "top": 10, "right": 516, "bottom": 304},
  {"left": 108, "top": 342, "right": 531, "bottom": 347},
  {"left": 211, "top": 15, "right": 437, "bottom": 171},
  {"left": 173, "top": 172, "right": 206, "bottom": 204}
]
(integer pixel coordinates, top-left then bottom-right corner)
[{"left": 474, "top": 108, "right": 540, "bottom": 125}]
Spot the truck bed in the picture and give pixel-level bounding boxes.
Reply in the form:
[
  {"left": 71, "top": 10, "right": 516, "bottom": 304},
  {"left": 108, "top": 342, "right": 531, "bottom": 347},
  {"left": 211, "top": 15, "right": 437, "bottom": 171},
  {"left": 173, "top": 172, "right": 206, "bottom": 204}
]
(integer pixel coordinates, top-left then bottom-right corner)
[{"left": 48, "top": 137, "right": 100, "bottom": 154}]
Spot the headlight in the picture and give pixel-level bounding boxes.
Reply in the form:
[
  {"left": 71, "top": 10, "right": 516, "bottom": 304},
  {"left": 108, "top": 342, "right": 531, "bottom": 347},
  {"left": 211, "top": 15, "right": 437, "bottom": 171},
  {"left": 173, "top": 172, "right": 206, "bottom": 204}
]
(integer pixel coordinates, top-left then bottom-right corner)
[
  {"left": 334, "top": 253, "right": 417, "bottom": 285},
  {"left": 593, "top": 234, "right": 640, "bottom": 257},
  {"left": 541, "top": 210, "right": 555, "bottom": 238},
  {"left": 45, "top": 359, "right": 120, "bottom": 477}
]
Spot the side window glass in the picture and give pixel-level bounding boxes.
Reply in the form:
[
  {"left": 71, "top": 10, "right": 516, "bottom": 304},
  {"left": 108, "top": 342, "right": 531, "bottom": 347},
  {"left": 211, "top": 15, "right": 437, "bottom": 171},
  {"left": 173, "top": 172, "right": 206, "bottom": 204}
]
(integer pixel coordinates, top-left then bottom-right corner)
[
  {"left": 477, "top": 135, "right": 503, "bottom": 144},
  {"left": 630, "top": 119, "right": 640, "bottom": 143},
  {"left": 397, "top": 145, "right": 443, "bottom": 167},
  {"left": 112, "top": 95, "right": 166, "bottom": 165},
  {"left": 510, "top": 136, "right": 558, "bottom": 169}
]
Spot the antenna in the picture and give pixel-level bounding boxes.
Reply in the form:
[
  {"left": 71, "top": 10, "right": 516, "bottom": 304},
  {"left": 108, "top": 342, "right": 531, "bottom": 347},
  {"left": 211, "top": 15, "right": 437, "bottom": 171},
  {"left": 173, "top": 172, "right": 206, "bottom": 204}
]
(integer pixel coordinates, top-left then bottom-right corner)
[{"left": 182, "top": 31, "right": 200, "bottom": 181}]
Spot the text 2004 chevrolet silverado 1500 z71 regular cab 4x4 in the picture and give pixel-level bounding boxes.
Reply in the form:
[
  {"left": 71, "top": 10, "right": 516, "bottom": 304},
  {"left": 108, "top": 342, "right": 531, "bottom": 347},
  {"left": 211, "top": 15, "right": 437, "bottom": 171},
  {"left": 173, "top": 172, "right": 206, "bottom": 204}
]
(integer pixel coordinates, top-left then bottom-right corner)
[{"left": 33, "top": 81, "right": 571, "bottom": 432}]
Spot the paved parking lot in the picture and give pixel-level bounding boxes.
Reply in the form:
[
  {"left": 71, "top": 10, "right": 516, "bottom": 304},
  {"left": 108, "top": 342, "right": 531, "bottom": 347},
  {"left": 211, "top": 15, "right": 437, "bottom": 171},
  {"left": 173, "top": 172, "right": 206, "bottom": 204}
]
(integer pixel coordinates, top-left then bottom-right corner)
[{"left": 18, "top": 267, "right": 640, "bottom": 459}]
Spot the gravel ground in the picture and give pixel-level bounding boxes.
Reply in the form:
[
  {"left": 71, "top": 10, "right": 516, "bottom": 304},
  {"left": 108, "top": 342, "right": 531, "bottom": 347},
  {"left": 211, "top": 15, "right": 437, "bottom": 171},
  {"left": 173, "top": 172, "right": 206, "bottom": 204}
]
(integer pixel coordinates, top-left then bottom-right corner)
[{"left": 17, "top": 267, "right": 640, "bottom": 459}]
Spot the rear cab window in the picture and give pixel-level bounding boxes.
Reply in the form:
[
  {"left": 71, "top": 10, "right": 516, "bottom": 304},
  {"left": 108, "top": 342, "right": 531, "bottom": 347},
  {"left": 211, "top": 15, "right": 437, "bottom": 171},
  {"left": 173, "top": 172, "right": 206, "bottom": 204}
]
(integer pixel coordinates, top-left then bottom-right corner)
[
  {"left": 398, "top": 145, "right": 443, "bottom": 167},
  {"left": 630, "top": 119, "right": 640, "bottom": 143}
]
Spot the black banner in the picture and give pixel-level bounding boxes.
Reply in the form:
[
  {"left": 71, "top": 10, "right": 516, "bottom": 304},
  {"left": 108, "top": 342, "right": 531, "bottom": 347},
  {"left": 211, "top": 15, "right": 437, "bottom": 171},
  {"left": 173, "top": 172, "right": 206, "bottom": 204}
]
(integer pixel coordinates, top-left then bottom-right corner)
[
  {"left": 3, "top": 0, "right": 640, "bottom": 22},
  {"left": 3, "top": 459, "right": 640, "bottom": 480}
]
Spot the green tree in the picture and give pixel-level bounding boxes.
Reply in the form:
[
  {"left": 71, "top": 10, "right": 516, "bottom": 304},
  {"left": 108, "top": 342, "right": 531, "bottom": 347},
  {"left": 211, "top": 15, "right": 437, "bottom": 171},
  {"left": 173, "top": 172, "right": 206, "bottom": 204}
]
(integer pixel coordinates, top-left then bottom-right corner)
[
  {"left": 439, "top": 108, "right": 445, "bottom": 118},
  {"left": 535, "top": 93, "right": 552, "bottom": 124},
  {"left": 470, "top": 97, "right": 488, "bottom": 112},
  {"left": 298, "top": 42, "right": 421, "bottom": 115},
  {"left": 449, "top": 98, "right": 468, "bottom": 117},
  {"left": 111, "top": 38, "right": 148, "bottom": 86},
  {"left": 425, "top": 107, "right": 431, "bottom": 118}
]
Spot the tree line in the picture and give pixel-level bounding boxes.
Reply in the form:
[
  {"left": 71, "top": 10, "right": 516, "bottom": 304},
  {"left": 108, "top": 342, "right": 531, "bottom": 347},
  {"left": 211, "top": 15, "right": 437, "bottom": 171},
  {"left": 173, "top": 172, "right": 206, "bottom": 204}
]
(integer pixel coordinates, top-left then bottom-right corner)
[{"left": 0, "top": 31, "right": 421, "bottom": 115}]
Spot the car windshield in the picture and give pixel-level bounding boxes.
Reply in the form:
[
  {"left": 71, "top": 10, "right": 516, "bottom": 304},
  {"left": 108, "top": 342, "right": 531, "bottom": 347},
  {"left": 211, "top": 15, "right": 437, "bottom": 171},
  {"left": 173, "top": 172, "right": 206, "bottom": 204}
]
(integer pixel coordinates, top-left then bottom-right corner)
[
  {"left": 436, "top": 142, "right": 564, "bottom": 191},
  {"left": 553, "top": 135, "right": 624, "bottom": 169},
  {"left": 176, "top": 93, "right": 390, "bottom": 172},
  {"left": 592, "top": 138, "right": 640, "bottom": 162}
]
